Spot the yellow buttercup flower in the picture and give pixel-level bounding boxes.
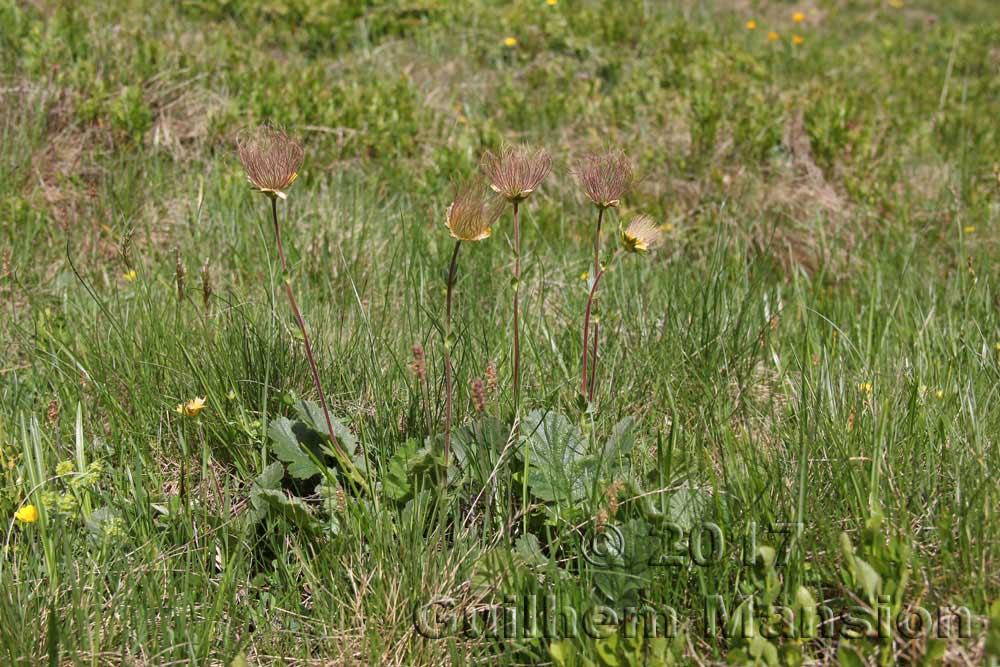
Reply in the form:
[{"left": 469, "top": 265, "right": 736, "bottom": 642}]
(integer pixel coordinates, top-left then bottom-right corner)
[
  {"left": 857, "top": 382, "right": 873, "bottom": 395},
  {"left": 580, "top": 271, "right": 589, "bottom": 281},
  {"left": 547, "top": 0, "right": 557, "bottom": 5},
  {"left": 746, "top": 20, "right": 757, "bottom": 30},
  {"left": 175, "top": 397, "right": 206, "bottom": 417},
  {"left": 792, "top": 35, "right": 804, "bottom": 45},
  {"left": 767, "top": 31, "right": 780, "bottom": 41},
  {"left": 15, "top": 504, "right": 39, "bottom": 524},
  {"left": 793, "top": 12, "right": 805, "bottom": 23},
  {"left": 503, "top": 36, "right": 517, "bottom": 48},
  {"left": 964, "top": 226, "right": 975, "bottom": 234},
  {"left": 123, "top": 269, "right": 137, "bottom": 282}
]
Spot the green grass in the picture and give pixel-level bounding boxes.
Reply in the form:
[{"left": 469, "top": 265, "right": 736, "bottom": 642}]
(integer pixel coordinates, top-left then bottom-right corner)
[{"left": 2, "top": 0, "right": 1000, "bottom": 664}]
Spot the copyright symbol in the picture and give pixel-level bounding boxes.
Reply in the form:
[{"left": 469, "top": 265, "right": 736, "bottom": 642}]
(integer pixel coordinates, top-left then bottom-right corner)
[{"left": 582, "top": 524, "right": 625, "bottom": 568}]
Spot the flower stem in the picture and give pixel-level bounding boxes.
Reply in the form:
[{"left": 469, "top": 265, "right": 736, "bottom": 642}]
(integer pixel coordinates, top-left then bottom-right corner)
[
  {"left": 582, "top": 207, "right": 605, "bottom": 399},
  {"left": 512, "top": 200, "right": 522, "bottom": 416},
  {"left": 443, "top": 239, "right": 462, "bottom": 465},
  {"left": 271, "top": 197, "right": 348, "bottom": 462},
  {"left": 581, "top": 269, "right": 605, "bottom": 397}
]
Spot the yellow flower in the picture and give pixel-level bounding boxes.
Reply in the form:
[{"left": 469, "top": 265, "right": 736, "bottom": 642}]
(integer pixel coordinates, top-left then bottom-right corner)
[
  {"left": 175, "top": 396, "right": 206, "bottom": 417},
  {"left": 793, "top": 12, "right": 806, "bottom": 23},
  {"left": 857, "top": 382, "right": 873, "bottom": 395},
  {"left": 620, "top": 215, "right": 664, "bottom": 254},
  {"left": 935, "top": 389, "right": 944, "bottom": 400},
  {"left": 123, "top": 269, "right": 137, "bottom": 282},
  {"left": 580, "top": 271, "right": 589, "bottom": 281},
  {"left": 792, "top": 35, "right": 804, "bottom": 45},
  {"left": 767, "top": 31, "right": 780, "bottom": 41},
  {"left": 995, "top": 342, "right": 1000, "bottom": 352},
  {"left": 503, "top": 36, "right": 517, "bottom": 48},
  {"left": 964, "top": 225, "right": 975, "bottom": 234},
  {"left": 659, "top": 222, "right": 675, "bottom": 232},
  {"left": 15, "top": 504, "right": 39, "bottom": 524},
  {"left": 547, "top": 0, "right": 557, "bottom": 5},
  {"left": 889, "top": 0, "right": 904, "bottom": 7},
  {"left": 746, "top": 20, "right": 757, "bottom": 30}
]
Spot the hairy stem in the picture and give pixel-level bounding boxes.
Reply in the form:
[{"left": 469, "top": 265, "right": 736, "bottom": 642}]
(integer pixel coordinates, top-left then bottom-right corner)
[
  {"left": 582, "top": 207, "right": 605, "bottom": 399},
  {"left": 512, "top": 200, "right": 521, "bottom": 416},
  {"left": 271, "top": 197, "right": 347, "bottom": 462},
  {"left": 443, "top": 240, "right": 462, "bottom": 464},
  {"left": 581, "top": 269, "right": 605, "bottom": 397}
]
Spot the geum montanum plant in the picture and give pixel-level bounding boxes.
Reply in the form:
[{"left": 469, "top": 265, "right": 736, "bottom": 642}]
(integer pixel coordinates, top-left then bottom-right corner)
[
  {"left": 237, "top": 124, "right": 364, "bottom": 487},
  {"left": 440, "top": 177, "right": 504, "bottom": 464},
  {"left": 479, "top": 144, "right": 551, "bottom": 418},
  {"left": 573, "top": 149, "right": 634, "bottom": 401}
]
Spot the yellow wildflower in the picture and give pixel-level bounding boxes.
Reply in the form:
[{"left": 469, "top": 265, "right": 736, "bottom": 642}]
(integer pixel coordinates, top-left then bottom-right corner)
[
  {"left": 935, "top": 389, "right": 944, "bottom": 400},
  {"left": 792, "top": 35, "right": 804, "bottom": 45},
  {"left": 857, "top": 382, "right": 873, "bottom": 395},
  {"left": 580, "top": 271, "right": 589, "bottom": 281},
  {"left": 963, "top": 226, "right": 975, "bottom": 234},
  {"left": 175, "top": 397, "right": 207, "bottom": 417},
  {"left": 793, "top": 12, "right": 806, "bottom": 23},
  {"left": 547, "top": 0, "right": 557, "bottom": 5},
  {"left": 889, "top": 0, "right": 904, "bottom": 7},
  {"left": 503, "top": 36, "right": 517, "bottom": 48},
  {"left": 659, "top": 222, "right": 675, "bottom": 232},
  {"left": 123, "top": 270, "right": 137, "bottom": 282},
  {"left": 767, "top": 31, "right": 780, "bottom": 41},
  {"left": 746, "top": 20, "right": 757, "bottom": 30},
  {"left": 15, "top": 504, "right": 39, "bottom": 524}
]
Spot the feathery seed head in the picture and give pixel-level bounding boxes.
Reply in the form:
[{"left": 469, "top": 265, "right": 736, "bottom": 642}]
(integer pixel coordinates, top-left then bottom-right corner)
[
  {"left": 479, "top": 144, "right": 552, "bottom": 202},
  {"left": 445, "top": 178, "right": 504, "bottom": 241},
  {"left": 470, "top": 378, "right": 487, "bottom": 414},
  {"left": 620, "top": 215, "right": 663, "bottom": 254},
  {"left": 574, "top": 150, "right": 633, "bottom": 209},
  {"left": 237, "top": 124, "right": 304, "bottom": 200}
]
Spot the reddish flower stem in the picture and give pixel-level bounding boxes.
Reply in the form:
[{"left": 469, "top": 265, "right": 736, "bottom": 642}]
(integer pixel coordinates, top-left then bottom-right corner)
[
  {"left": 581, "top": 268, "right": 605, "bottom": 397},
  {"left": 271, "top": 197, "right": 348, "bottom": 462},
  {"left": 512, "top": 200, "right": 522, "bottom": 415},
  {"left": 443, "top": 240, "right": 462, "bottom": 464}
]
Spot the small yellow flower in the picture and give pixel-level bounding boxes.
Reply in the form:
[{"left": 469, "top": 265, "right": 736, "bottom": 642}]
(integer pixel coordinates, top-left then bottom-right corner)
[
  {"left": 580, "top": 271, "right": 589, "bottom": 281},
  {"left": 963, "top": 225, "right": 976, "bottom": 234},
  {"left": 857, "top": 382, "right": 873, "bottom": 395},
  {"left": 793, "top": 12, "right": 806, "bottom": 23},
  {"left": 123, "top": 269, "right": 137, "bottom": 282},
  {"left": 547, "top": 0, "right": 557, "bottom": 5},
  {"left": 457, "top": 114, "right": 468, "bottom": 124},
  {"left": 746, "top": 20, "right": 757, "bottom": 30},
  {"left": 889, "top": 0, "right": 904, "bottom": 7},
  {"left": 659, "top": 222, "right": 675, "bottom": 232},
  {"left": 15, "top": 504, "right": 39, "bottom": 524},
  {"left": 767, "top": 31, "right": 780, "bottom": 41},
  {"left": 994, "top": 342, "right": 1000, "bottom": 352},
  {"left": 503, "top": 36, "right": 517, "bottom": 48},
  {"left": 935, "top": 389, "right": 944, "bottom": 400},
  {"left": 792, "top": 35, "right": 804, "bottom": 45},
  {"left": 175, "top": 396, "right": 206, "bottom": 417}
]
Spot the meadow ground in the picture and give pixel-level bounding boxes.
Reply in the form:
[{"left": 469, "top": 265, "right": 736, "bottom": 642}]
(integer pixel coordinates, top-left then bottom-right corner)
[{"left": 2, "top": 0, "right": 1000, "bottom": 665}]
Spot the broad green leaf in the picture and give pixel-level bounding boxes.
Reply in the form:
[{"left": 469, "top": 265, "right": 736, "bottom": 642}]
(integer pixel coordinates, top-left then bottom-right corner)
[{"left": 267, "top": 417, "right": 322, "bottom": 479}]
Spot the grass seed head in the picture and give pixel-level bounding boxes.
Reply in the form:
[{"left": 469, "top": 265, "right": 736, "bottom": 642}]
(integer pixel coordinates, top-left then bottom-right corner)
[
  {"left": 200, "top": 258, "right": 213, "bottom": 308},
  {"left": 575, "top": 149, "right": 633, "bottom": 209},
  {"left": 445, "top": 178, "right": 504, "bottom": 241},
  {"left": 237, "top": 124, "right": 304, "bottom": 200},
  {"left": 411, "top": 345, "right": 427, "bottom": 384},
  {"left": 621, "top": 214, "right": 663, "bottom": 254},
  {"left": 470, "top": 377, "right": 487, "bottom": 414},
  {"left": 479, "top": 144, "right": 552, "bottom": 202}
]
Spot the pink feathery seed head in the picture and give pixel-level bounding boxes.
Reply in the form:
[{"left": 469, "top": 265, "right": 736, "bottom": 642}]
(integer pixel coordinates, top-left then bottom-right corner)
[
  {"left": 237, "top": 124, "right": 304, "bottom": 200},
  {"left": 445, "top": 177, "right": 505, "bottom": 241},
  {"left": 479, "top": 144, "right": 552, "bottom": 202},
  {"left": 574, "top": 149, "right": 633, "bottom": 209}
]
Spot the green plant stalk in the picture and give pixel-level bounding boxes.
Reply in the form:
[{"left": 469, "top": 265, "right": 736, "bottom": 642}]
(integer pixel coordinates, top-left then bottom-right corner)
[
  {"left": 443, "top": 240, "right": 461, "bottom": 464},
  {"left": 270, "top": 197, "right": 349, "bottom": 463}
]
